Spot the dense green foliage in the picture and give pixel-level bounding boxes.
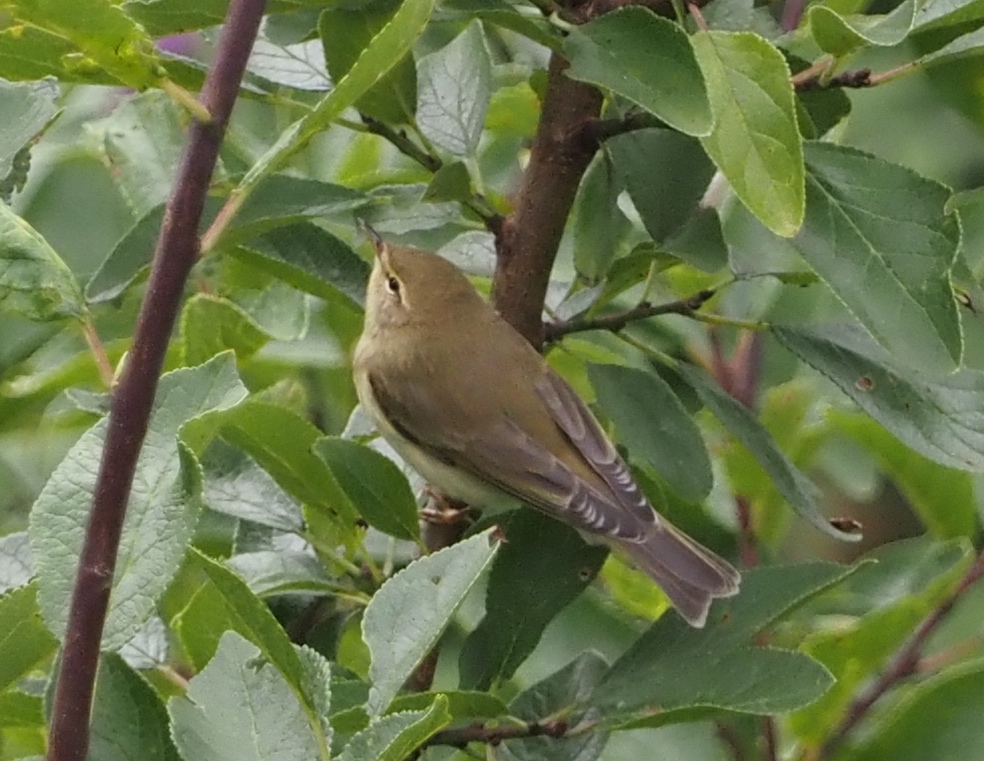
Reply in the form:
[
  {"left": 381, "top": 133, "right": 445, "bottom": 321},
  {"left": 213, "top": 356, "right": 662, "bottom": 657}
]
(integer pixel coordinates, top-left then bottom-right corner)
[{"left": 3, "top": 0, "right": 984, "bottom": 759}]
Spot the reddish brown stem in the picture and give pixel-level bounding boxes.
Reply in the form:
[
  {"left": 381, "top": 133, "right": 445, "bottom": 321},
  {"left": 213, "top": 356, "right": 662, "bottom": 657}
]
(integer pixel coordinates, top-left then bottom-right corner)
[
  {"left": 45, "top": 3, "right": 266, "bottom": 760},
  {"left": 492, "top": 53, "right": 603, "bottom": 347}
]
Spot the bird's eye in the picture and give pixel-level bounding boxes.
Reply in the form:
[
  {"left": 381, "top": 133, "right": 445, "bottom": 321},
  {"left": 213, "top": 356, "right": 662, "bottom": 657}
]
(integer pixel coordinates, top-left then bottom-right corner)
[{"left": 386, "top": 275, "right": 400, "bottom": 295}]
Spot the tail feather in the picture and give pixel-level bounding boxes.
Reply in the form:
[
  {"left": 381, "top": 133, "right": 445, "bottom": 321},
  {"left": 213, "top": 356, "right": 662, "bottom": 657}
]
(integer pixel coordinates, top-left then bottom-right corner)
[{"left": 619, "top": 520, "right": 740, "bottom": 628}]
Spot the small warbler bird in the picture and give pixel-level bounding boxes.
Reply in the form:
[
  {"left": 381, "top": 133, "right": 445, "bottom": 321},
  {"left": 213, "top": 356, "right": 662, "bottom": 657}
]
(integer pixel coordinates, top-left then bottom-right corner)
[{"left": 353, "top": 234, "right": 740, "bottom": 627}]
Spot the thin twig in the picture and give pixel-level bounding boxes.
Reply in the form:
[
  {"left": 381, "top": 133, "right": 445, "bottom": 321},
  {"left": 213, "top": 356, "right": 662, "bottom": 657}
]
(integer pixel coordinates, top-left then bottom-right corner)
[
  {"left": 544, "top": 288, "right": 717, "bottom": 341},
  {"left": 820, "top": 551, "right": 984, "bottom": 759},
  {"left": 45, "top": 3, "right": 266, "bottom": 761},
  {"left": 795, "top": 68, "right": 872, "bottom": 92},
  {"left": 80, "top": 316, "right": 114, "bottom": 390},
  {"left": 426, "top": 718, "right": 571, "bottom": 749}
]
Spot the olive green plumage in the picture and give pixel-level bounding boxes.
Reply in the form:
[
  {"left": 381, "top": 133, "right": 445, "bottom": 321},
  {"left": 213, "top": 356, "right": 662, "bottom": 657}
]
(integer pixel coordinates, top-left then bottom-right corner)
[{"left": 354, "top": 237, "right": 739, "bottom": 627}]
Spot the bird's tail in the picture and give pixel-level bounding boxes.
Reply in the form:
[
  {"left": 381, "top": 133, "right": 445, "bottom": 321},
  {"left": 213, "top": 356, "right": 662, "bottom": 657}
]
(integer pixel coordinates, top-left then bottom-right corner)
[{"left": 618, "top": 518, "right": 740, "bottom": 628}]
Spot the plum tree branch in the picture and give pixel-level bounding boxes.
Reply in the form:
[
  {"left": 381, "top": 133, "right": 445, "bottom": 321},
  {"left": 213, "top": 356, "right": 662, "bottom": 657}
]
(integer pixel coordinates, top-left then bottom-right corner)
[{"left": 45, "top": 3, "right": 266, "bottom": 760}]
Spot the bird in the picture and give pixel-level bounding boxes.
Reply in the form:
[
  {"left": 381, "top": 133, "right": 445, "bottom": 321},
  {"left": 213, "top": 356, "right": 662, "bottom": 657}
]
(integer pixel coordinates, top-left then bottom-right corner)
[{"left": 352, "top": 233, "right": 740, "bottom": 627}]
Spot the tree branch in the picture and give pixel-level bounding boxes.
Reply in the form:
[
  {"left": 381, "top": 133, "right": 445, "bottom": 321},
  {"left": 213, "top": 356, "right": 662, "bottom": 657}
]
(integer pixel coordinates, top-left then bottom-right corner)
[
  {"left": 820, "top": 550, "right": 984, "bottom": 759},
  {"left": 45, "top": 3, "right": 266, "bottom": 760},
  {"left": 544, "top": 288, "right": 717, "bottom": 341},
  {"left": 492, "top": 51, "right": 603, "bottom": 347}
]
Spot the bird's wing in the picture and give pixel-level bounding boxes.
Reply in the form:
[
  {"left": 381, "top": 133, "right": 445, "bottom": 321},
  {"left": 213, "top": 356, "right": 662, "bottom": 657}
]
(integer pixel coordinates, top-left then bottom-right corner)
[
  {"left": 367, "top": 369, "right": 644, "bottom": 539},
  {"left": 534, "top": 368, "right": 657, "bottom": 527}
]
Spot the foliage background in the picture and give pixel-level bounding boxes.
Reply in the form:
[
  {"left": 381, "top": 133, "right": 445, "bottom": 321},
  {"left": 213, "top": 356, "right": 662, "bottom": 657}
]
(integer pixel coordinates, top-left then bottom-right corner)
[{"left": 4, "top": 0, "right": 984, "bottom": 760}]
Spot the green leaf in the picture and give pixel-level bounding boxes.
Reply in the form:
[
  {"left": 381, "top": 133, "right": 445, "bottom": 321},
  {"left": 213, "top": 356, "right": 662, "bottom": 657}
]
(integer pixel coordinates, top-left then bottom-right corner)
[
  {"left": 337, "top": 697, "right": 451, "bottom": 761},
  {"left": 248, "top": 38, "right": 329, "bottom": 92},
  {"left": 607, "top": 129, "right": 716, "bottom": 248},
  {"left": 214, "top": 400, "right": 361, "bottom": 539},
  {"left": 201, "top": 440, "right": 303, "bottom": 533},
  {"left": 841, "top": 659, "right": 984, "bottom": 761},
  {"left": 441, "top": 0, "right": 562, "bottom": 50},
  {"left": 914, "top": 0, "right": 984, "bottom": 32},
  {"left": 7, "top": 0, "right": 163, "bottom": 89},
  {"left": 564, "top": 7, "right": 712, "bottom": 137},
  {"left": 231, "top": 222, "right": 370, "bottom": 308},
  {"left": 169, "top": 632, "right": 329, "bottom": 761},
  {"left": 0, "top": 78, "right": 59, "bottom": 201},
  {"left": 809, "top": 0, "right": 917, "bottom": 57},
  {"left": 0, "top": 584, "right": 58, "bottom": 692},
  {"left": 793, "top": 142, "right": 962, "bottom": 373},
  {"left": 571, "top": 153, "right": 629, "bottom": 282},
  {"left": 416, "top": 20, "right": 492, "bottom": 156},
  {"left": 363, "top": 529, "right": 498, "bottom": 715},
  {"left": 92, "top": 90, "right": 190, "bottom": 216},
  {"left": 693, "top": 31, "right": 804, "bottom": 237},
  {"left": 0, "top": 532, "right": 34, "bottom": 594},
  {"left": 674, "top": 362, "right": 858, "bottom": 541},
  {"left": 0, "top": 690, "right": 43, "bottom": 728},
  {"left": 90, "top": 653, "right": 179, "bottom": 761},
  {"left": 589, "top": 363, "right": 713, "bottom": 503},
  {"left": 829, "top": 411, "right": 978, "bottom": 539},
  {"left": 389, "top": 690, "right": 507, "bottom": 720},
  {"left": 773, "top": 323, "right": 984, "bottom": 471},
  {"left": 593, "top": 563, "right": 857, "bottom": 726},
  {"left": 501, "top": 652, "right": 610, "bottom": 761},
  {"left": 459, "top": 512, "right": 608, "bottom": 690},
  {"left": 240, "top": 0, "right": 435, "bottom": 190},
  {"left": 790, "top": 537, "right": 971, "bottom": 743},
  {"left": 30, "top": 354, "right": 248, "bottom": 648},
  {"left": 226, "top": 550, "right": 337, "bottom": 597},
  {"left": 0, "top": 202, "right": 85, "bottom": 321},
  {"left": 319, "top": 3, "right": 417, "bottom": 123},
  {"left": 180, "top": 294, "right": 272, "bottom": 366},
  {"left": 422, "top": 161, "right": 472, "bottom": 203},
  {"left": 314, "top": 437, "right": 420, "bottom": 542}
]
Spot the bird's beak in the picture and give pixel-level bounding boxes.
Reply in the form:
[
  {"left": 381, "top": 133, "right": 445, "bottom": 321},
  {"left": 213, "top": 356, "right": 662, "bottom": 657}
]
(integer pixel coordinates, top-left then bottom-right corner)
[{"left": 360, "top": 221, "right": 385, "bottom": 260}]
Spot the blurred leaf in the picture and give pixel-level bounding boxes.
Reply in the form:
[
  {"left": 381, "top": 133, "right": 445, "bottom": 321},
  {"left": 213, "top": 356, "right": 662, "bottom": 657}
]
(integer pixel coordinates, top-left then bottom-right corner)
[
  {"left": 793, "top": 142, "right": 962, "bottom": 374},
  {"left": 830, "top": 411, "right": 978, "bottom": 539},
  {"left": 6, "top": 0, "right": 163, "bottom": 89},
  {"left": 180, "top": 294, "right": 272, "bottom": 366},
  {"left": 441, "top": 0, "right": 562, "bottom": 50},
  {"left": 319, "top": 2, "right": 417, "bottom": 123},
  {"left": 240, "top": 0, "right": 434, "bottom": 189},
  {"left": 693, "top": 31, "right": 804, "bottom": 237},
  {"left": 0, "top": 202, "right": 85, "bottom": 321},
  {"left": 93, "top": 90, "right": 189, "bottom": 216},
  {"left": 90, "top": 653, "right": 179, "bottom": 761},
  {"left": 422, "top": 161, "right": 472, "bottom": 203},
  {"left": 337, "top": 696, "right": 450, "bottom": 761},
  {"left": 363, "top": 529, "right": 498, "bottom": 715},
  {"left": 791, "top": 537, "right": 971, "bottom": 743},
  {"left": 232, "top": 222, "right": 370, "bottom": 308},
  {"left": 315, "top": 437, "right": 419, "bottom": 542},
  {"left": 0, "top": 584, "right": 58, "bottom": 692},
  {"left": 248, "top": 37, "right": 329, "bottom": 91},
  {"left": 459, "top": 512, "right": 608, "bottom": 690},
  {"left": 416, "top": 21, "right": 491, "bottom": 156},
  {"left": 589, "top": 363, "right": 713, "bottom": 503},
  {"left": 0, "top": 78, "right": 59, "bottom": 201},
  {"left": 226, "top": 550, "right": 337, "bottom": 597},
  {"left": 607, "top": 129, "right": 716, "bottom": 252},
  {"left": 841, "top": 659, "right": 984, "bottom": 761},
  {"left": 30, "top": 354, "right": 248, "bottom": 648},
  {"left": 774, "top": 323, "right": 984, "bottom": 471},
  {"left": 571, "top": 153, "right": 628, "bottom": 282},
  {"left": 0, "top": 690, "right": 42, "bottom": 728},
  {"left": 809, "top": 0, "right": 916, "bottom": 56},
  {"left": 500, "top": 652, "right": 610, "bottom": 761},
  {"left": 914, "top": 0, "right": 984, "bottom": 32},
  {"left": 0, "top": 532, "right": 34, "bottom": 594},
  {"left": 168, "top": 631, "right": 328, "bottom": 761},
  {"left": 201, "top": 440, "right": 303, "bottom": 532},
  {"left": 674, "top": 363, "right": 858, "bottom": 541},
  {"left": 592, "top": 563, "right": 858, "bottom": 727},
  {"left": 564, "top": 7, "right": 712, "bottom": 137},
  {"left": 389, "top": 690, "right": 507, "bottom": 720},
  {"left": 437, "top": 230, "right": 496, "bottom": 276}
]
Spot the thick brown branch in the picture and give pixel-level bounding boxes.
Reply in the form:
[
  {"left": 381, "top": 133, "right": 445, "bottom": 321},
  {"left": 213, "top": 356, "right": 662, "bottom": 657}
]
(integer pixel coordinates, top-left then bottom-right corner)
[
  {"left": 820, "top": 551, "right": 984, "bottom": 759},
  {"left": 492, "top": 53, "right": 603, "bottom": 347},
  {"left": 45, "top": 3, "right": 266, "bottom": 761},
  {"left": 544, "top": 288, "right": 716, "bottom": 341}
]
